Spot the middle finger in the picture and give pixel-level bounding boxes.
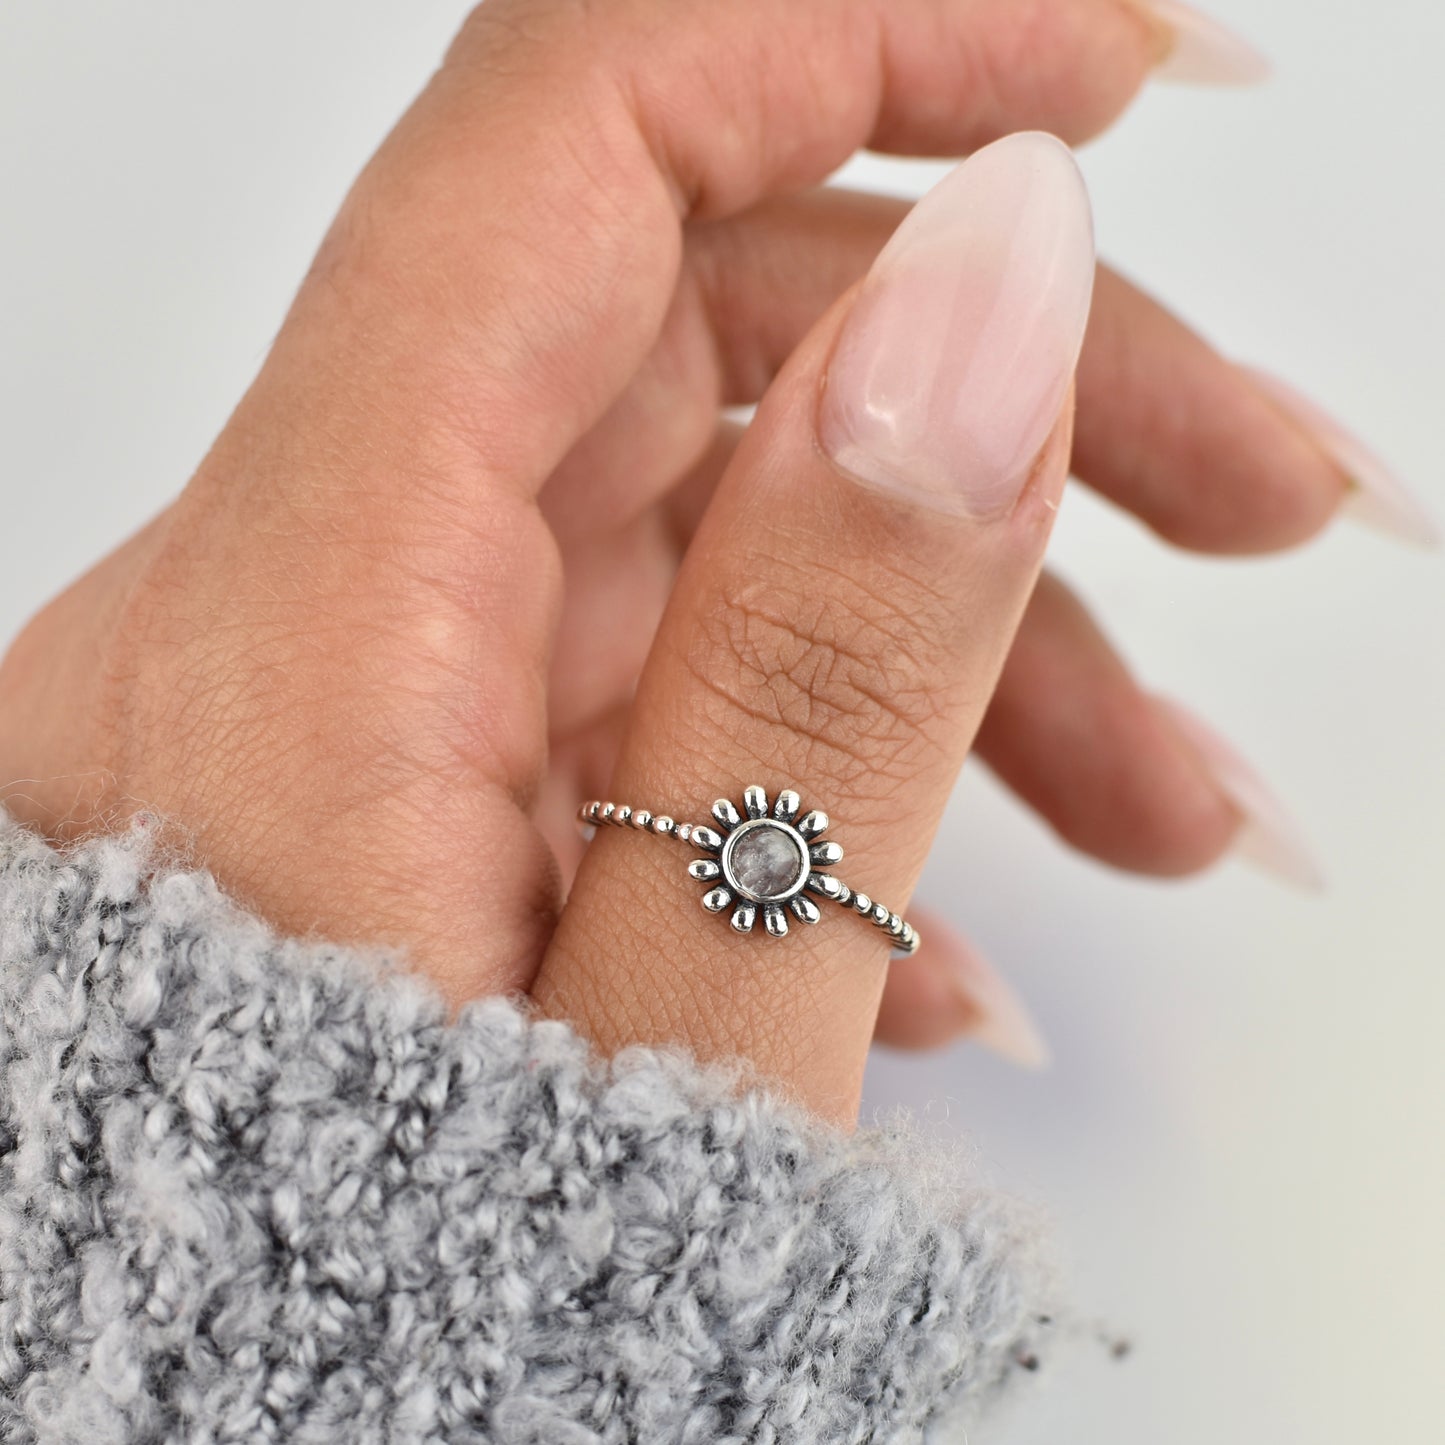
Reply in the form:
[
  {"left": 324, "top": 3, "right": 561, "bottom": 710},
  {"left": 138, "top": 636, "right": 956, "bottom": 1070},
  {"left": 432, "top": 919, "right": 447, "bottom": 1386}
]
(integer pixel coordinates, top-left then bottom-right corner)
[{"left": 546, "top": 187, "right": 1354, "bottom": 561}]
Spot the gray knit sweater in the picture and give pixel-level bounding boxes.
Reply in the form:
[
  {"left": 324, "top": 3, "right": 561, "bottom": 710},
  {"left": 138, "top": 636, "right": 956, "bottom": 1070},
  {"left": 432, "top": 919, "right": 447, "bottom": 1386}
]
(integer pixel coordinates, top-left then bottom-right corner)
[{"left": 0, "top": 813, "right": 1048, "bottom": 1443}]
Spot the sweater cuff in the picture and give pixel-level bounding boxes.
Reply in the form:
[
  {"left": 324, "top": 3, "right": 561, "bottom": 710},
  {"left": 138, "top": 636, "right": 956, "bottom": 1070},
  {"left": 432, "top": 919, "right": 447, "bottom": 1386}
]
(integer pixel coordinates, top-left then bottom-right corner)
[{"left": 0, "top": 814, "right": 1049, "bottom": 1443}]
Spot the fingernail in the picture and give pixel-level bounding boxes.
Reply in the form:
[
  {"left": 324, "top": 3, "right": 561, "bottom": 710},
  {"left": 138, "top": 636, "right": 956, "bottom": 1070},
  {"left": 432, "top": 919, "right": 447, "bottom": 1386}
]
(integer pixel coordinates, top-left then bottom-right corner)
[
  {"left": 1155, "top": 697, "right": 1325, "bottom": 891},
  {"left": 1244, "top": 368, "right": 1440, "bottom": 548},
  {"left": 819, "top": 131, "right": 1095, "bottom": 519},
  {"left": 1131, "top": 0, "right": 1272, "bottom": 85},
  {"left": 938, "top": 930, "right": 1051, "bottom": 1069}
]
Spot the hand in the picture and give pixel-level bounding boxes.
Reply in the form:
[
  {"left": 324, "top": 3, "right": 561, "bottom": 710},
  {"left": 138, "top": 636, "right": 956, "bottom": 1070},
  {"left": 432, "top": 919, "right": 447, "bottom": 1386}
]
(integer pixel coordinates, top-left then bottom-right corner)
[{"left": 0, "top": 0, "right": 1415, "bottom": 1123}]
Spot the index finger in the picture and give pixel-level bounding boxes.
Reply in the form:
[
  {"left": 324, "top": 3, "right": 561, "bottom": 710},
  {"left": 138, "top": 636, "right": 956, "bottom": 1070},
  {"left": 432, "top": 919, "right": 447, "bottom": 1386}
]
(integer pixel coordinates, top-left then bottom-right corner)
[{"left": 264, "top": 0, "right": 1160, "bottom": 502}]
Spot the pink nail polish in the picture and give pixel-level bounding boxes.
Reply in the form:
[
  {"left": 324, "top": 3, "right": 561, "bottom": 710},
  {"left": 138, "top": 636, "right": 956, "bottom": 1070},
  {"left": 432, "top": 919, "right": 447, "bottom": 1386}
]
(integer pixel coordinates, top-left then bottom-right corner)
[
  {"left": 1245, "top": 368, "right": 1440, "bottom": 548},
  {"left": 819, "top": 131, "right": 1095, "bottom": 519},
  {"left": 1155, "top": 697, "right": 1325, "bottom": 891},
  {"left": 1133, "top": 0, "right": 1272, "bottom": 86}
]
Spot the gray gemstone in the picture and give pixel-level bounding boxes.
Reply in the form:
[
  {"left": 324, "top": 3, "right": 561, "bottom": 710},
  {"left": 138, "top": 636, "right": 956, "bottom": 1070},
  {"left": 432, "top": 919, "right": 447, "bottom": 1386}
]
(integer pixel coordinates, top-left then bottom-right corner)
[{"left": 726, "top": 823, "right": 807, "bottom": 901}]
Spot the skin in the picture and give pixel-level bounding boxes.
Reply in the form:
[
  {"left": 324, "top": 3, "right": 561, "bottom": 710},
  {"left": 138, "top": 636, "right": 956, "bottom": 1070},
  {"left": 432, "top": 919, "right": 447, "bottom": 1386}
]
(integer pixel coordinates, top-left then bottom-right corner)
[{"left": 0, "top": 0, "right": 1355, "bottom": 1123}]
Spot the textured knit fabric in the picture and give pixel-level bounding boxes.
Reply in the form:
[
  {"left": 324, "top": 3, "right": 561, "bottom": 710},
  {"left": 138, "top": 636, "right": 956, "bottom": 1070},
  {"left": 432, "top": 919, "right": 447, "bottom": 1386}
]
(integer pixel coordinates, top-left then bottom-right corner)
[{"left": 0, "top": 813, "right": 1048, "bottom": 1444}]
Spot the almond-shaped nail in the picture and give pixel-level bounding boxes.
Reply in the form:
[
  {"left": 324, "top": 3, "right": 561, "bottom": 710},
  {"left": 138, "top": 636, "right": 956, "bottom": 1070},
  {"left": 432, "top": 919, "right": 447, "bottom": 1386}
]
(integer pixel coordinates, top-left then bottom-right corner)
[
  {"left": 1131, "top": 0, "right": 1272, "bottom": 85},
  {"left": 819, "top": 131, "right": 1095, "bottom": 519},
  {"left": 1155, "top": 697, "right": 1325, "bottom": 891},
  {"left": 1244, "top": 368, "right": 1440, "bottom": 548}
]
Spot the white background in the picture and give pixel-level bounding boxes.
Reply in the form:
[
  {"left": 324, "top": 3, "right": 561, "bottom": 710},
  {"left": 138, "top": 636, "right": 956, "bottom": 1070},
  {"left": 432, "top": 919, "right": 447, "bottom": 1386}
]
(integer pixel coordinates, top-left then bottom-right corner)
[{"left": 1, "top": 4, "right": 1440, "bottom": 1441}]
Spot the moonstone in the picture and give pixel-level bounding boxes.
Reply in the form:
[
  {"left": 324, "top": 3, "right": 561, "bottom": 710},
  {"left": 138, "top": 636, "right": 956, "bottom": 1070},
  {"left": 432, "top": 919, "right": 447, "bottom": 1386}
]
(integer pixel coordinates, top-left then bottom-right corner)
[{"left": 728, "top": 824, "right": 806, "bottom": 900}]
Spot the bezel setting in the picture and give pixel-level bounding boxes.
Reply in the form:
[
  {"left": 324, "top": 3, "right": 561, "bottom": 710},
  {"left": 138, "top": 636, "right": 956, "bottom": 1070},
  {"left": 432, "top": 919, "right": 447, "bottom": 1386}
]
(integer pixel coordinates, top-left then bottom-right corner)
[{"left": 720, "top": 818, "right": 811, "bottom": 904}]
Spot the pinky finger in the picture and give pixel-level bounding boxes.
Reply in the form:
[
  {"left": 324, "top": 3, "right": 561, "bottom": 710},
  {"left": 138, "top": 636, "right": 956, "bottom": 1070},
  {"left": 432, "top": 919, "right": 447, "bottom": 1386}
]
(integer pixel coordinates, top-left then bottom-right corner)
[{"left": 874, "top": 908, "right": 1050, "bottom": 1065}]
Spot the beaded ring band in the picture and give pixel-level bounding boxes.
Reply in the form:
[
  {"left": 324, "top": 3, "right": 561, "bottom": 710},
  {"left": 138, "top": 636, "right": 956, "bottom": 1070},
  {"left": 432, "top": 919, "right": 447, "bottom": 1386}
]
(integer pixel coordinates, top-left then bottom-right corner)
[{"left": 578, "top": 783, "right": 921, "bottom": 955}]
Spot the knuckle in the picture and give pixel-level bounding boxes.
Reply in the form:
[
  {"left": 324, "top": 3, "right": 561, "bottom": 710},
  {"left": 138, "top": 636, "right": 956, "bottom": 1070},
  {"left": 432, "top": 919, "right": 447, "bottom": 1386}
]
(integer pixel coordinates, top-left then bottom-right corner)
[{"left": 684, "top": 567, "right": 956, "bottom": 793}]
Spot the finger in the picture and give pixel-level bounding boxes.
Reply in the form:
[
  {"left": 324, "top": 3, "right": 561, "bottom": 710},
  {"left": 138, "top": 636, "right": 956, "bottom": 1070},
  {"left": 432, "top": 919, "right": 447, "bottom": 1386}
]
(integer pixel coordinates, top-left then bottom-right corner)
[
  {"left": 696, "top": 196, "right": 1346, "bottom": 550},
  {"left": 260, "top": 0, "right": 1159, "bottom": 503},
  {"left": 973, "top": 571, "right": 1261, "bottom": 874},
  {"left": 1074, "top": 267, "right": 1344, "bottom": 551},
  {"left": 706, "top": 194, "right": 1352, "bottom": 548},
  {"left": 974, "top": 573, "right": 1238, "bottom": 873},
  {"left": 540, "top": 434, "right": 743, "bottom": 866},
  {"left": 534, "top": 135, "right": 1095, "bottom": 1122},
  {"left": 537, "top": 701, "right": 633, "bottom": 883},
  {"left": 545, "top": 506, "right": 679, "bottom": 738},
  {"left": 873, "top": 907, "right": 1050, "bottom": 1063},
  {"left": 538, "top": 191, "right": 906, "bottom": 551},
  {"left": 545, "top": 189, "right": 1361, "bottom": 601},
  {"left": 546, "top": 422, "right": 744, "bottom": 740}
]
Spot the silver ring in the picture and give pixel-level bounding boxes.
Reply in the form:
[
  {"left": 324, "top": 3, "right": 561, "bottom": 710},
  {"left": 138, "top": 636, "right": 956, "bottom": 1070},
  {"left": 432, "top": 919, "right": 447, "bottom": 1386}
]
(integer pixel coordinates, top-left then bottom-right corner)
[{"left": 577, "top": 783, "right": 921, "bottom": 955}]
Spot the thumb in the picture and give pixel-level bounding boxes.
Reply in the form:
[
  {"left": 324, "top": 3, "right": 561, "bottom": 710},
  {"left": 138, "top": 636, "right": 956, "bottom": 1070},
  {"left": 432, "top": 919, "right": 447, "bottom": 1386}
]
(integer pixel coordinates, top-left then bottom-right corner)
[{"left": 534, "top": 133, "right": 1094, "bottom": 1123}]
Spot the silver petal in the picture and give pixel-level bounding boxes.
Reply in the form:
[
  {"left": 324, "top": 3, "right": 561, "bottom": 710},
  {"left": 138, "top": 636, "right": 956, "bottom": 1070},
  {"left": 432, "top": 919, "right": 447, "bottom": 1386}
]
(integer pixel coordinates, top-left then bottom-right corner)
[
  {"left": 773, "top": 790, "right": 801, "bottom": 823},
  {"left": 805, "top": 873, "right": 843, "bottom": 899},
  {"left": 790, "top": 896, "right": 820, "bottom": 925},
  {"left": 809, "top": 840, "right": 844, "bottom": 866},
  {"left": 690, "top": 825, "right": 724, "bottom": 853},
  {"left": 796, "top": 809, "right": 829, "bottom": 840},
  {"left": 712, "top": 798, "right": 741, "bottom": 831},
  {"left": 703, "top": 888, "right": 733, "bottom": 913},
  {"left": 731, "top": 902, "right": 757, "bottom": 933},
  {"left": 763, "top": 902, "right": 789, "bottom": 937},
  {"left": 743, "top": 785, "right": 769, "bottom": 819},
  {"left": 688, "top": 859, "right": 722, "bottom": 882}
]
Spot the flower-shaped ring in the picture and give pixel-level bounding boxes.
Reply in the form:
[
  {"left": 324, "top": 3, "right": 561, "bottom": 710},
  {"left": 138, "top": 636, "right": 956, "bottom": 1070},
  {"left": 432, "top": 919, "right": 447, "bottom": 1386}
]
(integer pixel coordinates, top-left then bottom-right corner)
[{"left": 578, "top": 784, "right": 920, "bottom": 955}]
